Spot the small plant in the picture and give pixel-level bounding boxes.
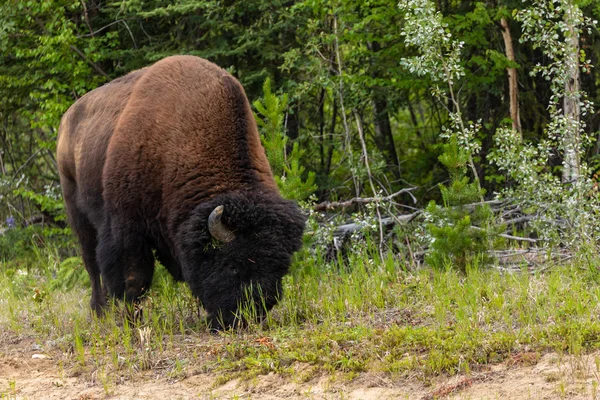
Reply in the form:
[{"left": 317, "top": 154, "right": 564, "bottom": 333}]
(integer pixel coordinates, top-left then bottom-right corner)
[
  {"left": 253, "top": 78, "right": 317, "bottom": 201},
  {"left": 73, "top": 322, "right": 87, "bottom": 367},
  {"left": 98, "top": 366, "right": 113, "bottom": 396},
  {"left": 3, "top": 379, "right": 17, "bottom": 399},
  {"left": 49, "top": 256, "right": 89, "bottom": 291},
  {"left": 425, "top": 135, "right": 501, "bottom": 270}
]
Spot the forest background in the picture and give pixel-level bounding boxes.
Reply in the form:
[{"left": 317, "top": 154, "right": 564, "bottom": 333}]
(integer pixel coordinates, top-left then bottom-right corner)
[
  {"left": 3, "top": 1, "right": 600, "bottom": 396},
  {"left": 1, "top": 0, "right": 600, "bottom": 266}
]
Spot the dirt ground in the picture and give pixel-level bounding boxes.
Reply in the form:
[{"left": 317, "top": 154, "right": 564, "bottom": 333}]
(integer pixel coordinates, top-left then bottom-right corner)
[{"left": 2, "top": 336, "right": 600, "bottom": 399}]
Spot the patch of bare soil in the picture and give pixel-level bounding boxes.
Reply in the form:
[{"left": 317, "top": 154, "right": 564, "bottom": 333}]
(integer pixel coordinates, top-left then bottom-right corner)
[
  {"left": 2, "top": 337, "right": 600, "bottom": 400},
  {"left": 447, "top": 351, "right": 600, "bottom": 400}
]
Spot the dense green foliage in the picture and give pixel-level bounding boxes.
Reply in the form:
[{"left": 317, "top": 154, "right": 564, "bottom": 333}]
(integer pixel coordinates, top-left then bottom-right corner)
[{"left": 0, "top": 0, "right": 599, "bottom": 263}]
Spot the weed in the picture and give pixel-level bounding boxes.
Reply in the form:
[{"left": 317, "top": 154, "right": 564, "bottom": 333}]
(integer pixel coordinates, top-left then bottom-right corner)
[
  {"left": 3, "top": 240, "right": 600, "bottom": 388},
  {"left": 73, "top": 322, "right": 86, "bottom": 367}
]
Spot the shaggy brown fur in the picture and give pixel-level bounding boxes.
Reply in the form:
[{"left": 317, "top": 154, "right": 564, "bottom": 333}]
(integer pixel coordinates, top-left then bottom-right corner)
[{"left": 57, "top": 56, "right": 305, "bottom": 328}]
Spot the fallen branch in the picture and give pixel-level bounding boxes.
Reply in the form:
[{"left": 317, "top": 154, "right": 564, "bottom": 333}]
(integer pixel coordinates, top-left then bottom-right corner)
[
  {"left": 312, "top": 197, "right": 572, "bottom": 266},
  {"left": 498, "top": 232, "right": 540, "bottom": 243},
  {"left": 492, "top": 249, "right": 536, "bottom": 258},
  {"left": 470, "top": 225, "right": 542, "bottom": 243},
  {"left": 24, "top": 213, "right": 67, "bottom": 229},
  {"left": 492, "top": 248, "right": 572, "bottom": 270},
  {"left": 334, "top": 211, "right": 421, "bottom": 236},
  {"left": 314, "top": 187, "right": 417, "bottom": 212},
  {"left": 331, "top": 212, "right": 544, "bottom": 243},
  {"left": 501, "top": 215, "right": 538, "bottom": 225},
  {"left": 462, "top": 199, "right": 505, "bottom": 210}
]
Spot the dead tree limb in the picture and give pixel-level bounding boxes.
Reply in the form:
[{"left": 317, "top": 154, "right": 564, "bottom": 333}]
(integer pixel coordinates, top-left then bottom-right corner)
[
  {"left": 314, "top": 187, "right": 417, "bottom": 212},
  {"left": 470, "top": 225, "right": 541, "bottom": 243},
  {"left": 69, "top": 45, "right": 109, "bottom": 78},
  {"left": 334, "top": 211, "right": 422, "bottom": 236},
  {"left": 353, "top": 111, "right": 385, "bottom": 259},
  {"left": 332, "top": 15, "right": 359, "bottom": 197}
]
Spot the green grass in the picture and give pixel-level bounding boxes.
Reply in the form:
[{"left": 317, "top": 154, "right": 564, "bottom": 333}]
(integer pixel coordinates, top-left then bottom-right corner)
[{"left": 3, "top": 239, "right": 600, "bottom": 386}]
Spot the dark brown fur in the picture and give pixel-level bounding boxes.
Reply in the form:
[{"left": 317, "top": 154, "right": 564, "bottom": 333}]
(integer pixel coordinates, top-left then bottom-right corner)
[{"left": 57, "top": 56, "right": 305, "bottom": 328}]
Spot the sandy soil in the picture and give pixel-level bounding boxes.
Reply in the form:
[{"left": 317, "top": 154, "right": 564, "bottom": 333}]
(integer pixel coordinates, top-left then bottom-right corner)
[{"left": 2, "top": 337, "right": 600, "bottom": 399}]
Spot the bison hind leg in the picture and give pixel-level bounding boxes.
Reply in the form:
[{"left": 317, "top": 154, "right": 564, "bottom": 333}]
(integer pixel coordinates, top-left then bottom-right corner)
[
  {"left": 96, "top": 222, "right": 155, "bottom": 307},
  {"left": 61, "top": 181, "right": 107, "bottom": 316},
  {"left": 82, "top": 225, "right": 107, "bottom": 317}
]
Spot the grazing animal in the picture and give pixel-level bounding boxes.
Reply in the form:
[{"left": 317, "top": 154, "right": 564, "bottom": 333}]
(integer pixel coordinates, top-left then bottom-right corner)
[{"left": 57, "top": 55, "right": 306, "bottom": 329}]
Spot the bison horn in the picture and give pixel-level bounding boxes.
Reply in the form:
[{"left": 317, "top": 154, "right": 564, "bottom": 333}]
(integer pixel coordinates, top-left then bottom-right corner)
[{"left": 208, "top": 205, "right": 235, "bottom": 243}]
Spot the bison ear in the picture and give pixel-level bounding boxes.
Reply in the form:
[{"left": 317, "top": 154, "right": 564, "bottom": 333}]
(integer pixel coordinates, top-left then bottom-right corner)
[{"left": 208, "top": 205, "right": 236, "bottom": 243}]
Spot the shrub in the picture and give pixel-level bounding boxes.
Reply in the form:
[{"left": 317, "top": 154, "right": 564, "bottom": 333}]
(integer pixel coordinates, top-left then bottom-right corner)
[{"left": 254, "top": 78, "right": 317, "bottom": 201}]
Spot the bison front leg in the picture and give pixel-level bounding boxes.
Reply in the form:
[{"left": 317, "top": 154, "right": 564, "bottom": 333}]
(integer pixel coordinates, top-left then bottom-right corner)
[{"left": 96, "top": 221, "right": 155, "bottom": 307}]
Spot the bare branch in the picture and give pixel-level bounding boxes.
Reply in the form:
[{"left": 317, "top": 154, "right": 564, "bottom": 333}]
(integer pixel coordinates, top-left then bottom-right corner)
[
  {"left": 471, "top": 225, "right": 542, "bottom": 243},
  {"left": 76, "top": 19, "right": 124, "bottom": 38},
  {"left": 69, "top": 45, "right": 109, "bottom": 78},
  {"left": 11, "top": 149, "right": 43, "bottom": 181},
  {"left": 333, "top": 211, "right": 422, "bottom": 236},
  {"left": 354, "top": 111, "right": 385, "bottom": 258},
  {"left": 314, "top": 187, "right": 417, "bottom": 212},
  {"left": 332, "top": 15, "right": 359, "bottom": 197},
  {"left": 80, "top": 0, "right": 94, "bottom": 35}
]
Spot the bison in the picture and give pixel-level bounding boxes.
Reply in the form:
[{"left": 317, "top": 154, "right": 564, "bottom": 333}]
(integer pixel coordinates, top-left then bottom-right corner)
[{"left": 57, "top": 55, "right": 306, "bottom": 329}]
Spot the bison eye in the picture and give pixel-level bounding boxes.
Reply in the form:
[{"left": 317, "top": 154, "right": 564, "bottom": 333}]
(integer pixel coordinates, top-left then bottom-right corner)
[{"left": 231, "top": 268, "right": 239, "bottom": 276}]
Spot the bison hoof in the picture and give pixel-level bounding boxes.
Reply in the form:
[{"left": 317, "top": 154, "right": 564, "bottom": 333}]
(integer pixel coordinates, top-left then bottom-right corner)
[{"left": 90, "top": 298, "right": 107, "bottom": 318}]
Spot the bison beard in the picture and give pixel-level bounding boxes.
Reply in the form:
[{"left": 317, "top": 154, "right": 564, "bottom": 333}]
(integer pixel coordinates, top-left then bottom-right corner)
[{"left": 56, "top": 56, "right": 306, "bottom": 330}]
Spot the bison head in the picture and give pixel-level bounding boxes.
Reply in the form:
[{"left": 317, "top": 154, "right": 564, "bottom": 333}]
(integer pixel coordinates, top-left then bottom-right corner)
[{"left": 178, "top": 192, "right": 306, "bottom": 330}]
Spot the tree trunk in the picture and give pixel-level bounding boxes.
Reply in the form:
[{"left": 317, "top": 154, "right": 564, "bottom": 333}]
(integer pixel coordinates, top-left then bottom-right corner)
[
  {"left": 367, "top": 40, "right": 401, "bottom": 179},
  {"left": 562, "top": 3, "right": 581, "bottom": 184},
  {"left": 499, "top": 16, "right": 522, "bottom": 137},
  {"left": 325, "top": 97, "right": 338, "bottom": 179},
  {"left": 373, "top": 98, "right": 401, "bottom": 179},
  {"left": 286, "top": 103, "right": 299, "bottom": 142},
  {"left": 407, "top": 93, "right": 426, "bottom": 150},
  {"left": 318, "top": 88, "right": 326, "bottom": 173}
]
